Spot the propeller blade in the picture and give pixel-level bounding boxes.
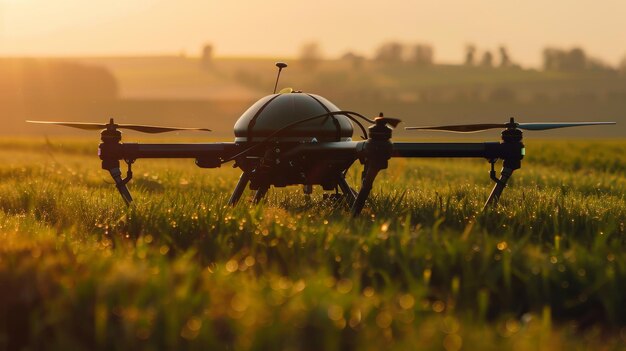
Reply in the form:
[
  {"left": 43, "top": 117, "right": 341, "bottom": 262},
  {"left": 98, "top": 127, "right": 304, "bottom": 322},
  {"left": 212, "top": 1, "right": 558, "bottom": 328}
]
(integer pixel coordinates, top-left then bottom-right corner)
[
  {"left": 27, "top": 120, "right": 211, "bottom": 133},
  {"left": 517, "top": 122, "right": 616, "bottom": 130},
  {"left": 405, "top": 121, "right": 616, "bottom": 132},
  {"left": 27, "top": 120, "right": 107, "bottom": 130},
  {"left": 117, "top": 125, "right": 212, "bottom": 133},
  {"left": 405, "top": 123, "right": 505, "bottom": 133}
]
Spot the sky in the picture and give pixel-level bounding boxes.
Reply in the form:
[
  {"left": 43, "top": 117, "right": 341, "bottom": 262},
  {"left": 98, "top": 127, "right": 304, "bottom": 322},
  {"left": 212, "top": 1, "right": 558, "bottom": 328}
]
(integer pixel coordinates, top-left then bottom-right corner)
[{"left": 1, "top": 0, "right": 625, "bottom": 67}]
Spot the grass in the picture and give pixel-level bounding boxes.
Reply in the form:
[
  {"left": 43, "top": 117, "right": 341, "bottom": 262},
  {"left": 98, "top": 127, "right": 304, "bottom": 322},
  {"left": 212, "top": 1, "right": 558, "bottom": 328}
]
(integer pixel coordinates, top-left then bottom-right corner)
[{"left": 0, "top": 139, "right": 625, "bottom": 350}]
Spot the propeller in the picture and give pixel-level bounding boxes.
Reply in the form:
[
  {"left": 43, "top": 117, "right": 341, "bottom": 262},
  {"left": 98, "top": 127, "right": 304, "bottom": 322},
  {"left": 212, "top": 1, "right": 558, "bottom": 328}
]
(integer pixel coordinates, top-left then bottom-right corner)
[
  {"left": 27, "top": 119, "right": 211, "bottom": 133},
  {"left": 405, "top": 120, "right": 615, "bottom": 133},
  {"left": 374, "top": 116, "right": 402, "bottom": 128}
]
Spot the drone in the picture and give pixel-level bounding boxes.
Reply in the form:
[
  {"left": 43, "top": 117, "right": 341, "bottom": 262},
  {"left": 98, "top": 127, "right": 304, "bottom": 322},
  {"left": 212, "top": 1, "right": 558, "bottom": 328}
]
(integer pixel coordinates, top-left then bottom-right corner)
[{"left": 29, "top": 62, "right": 615, "bottom": 216}]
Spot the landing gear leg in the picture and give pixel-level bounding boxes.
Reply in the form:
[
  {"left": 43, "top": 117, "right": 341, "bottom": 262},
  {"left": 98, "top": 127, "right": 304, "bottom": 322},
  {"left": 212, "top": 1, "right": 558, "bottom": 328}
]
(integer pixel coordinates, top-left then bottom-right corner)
[
  {"left": 228, "top": 172, "right": 250, "bottom": 206},
  {"left": 252, "top": 184, "right": 270, "bottom": 204},
  {"left": 338, "top": 177, "right": 356, "bottom": 206},
  {"left": 104, "top": 159, "right": 134, "bottom": 205},
  {"left": 483, "top": 167, "right": 514, "bottom": 210},
  {"left": 351, "top": 164, "right": 382, "bottom": 216}
]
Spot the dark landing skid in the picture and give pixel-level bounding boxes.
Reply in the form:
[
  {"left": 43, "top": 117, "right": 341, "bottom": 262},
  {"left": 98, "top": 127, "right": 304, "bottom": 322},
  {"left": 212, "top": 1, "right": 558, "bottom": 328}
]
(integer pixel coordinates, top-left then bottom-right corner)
[{"left": 227, "top": 172, "right": 357, "bottom": 207}]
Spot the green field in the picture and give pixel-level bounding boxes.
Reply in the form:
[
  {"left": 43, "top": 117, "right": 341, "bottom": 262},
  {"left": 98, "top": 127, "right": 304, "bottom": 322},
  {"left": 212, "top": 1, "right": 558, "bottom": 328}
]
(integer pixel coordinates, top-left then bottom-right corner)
[{"left": 1, "top": 138, "right": 625, "bottom": 350}]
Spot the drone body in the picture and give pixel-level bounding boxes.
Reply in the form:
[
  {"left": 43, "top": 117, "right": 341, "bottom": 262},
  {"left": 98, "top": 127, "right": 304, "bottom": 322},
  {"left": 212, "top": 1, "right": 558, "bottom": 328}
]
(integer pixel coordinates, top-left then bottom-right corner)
[
  {"left": 231, "top": 92, "right": 357, "bottom": 201},
  {"left": 28, "top": 63, "right": 616, "bottom": 216}
]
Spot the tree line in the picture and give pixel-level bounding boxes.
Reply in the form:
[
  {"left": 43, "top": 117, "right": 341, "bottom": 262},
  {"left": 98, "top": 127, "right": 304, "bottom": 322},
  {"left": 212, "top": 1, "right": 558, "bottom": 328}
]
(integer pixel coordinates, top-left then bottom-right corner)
[{"left": 293, "top": 41, "right": 626, "bottom": 73}]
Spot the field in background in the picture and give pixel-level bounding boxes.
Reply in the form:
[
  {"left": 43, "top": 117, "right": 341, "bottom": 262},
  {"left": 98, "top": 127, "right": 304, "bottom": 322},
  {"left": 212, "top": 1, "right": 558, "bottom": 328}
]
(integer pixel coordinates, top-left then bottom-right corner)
[
  {"left": 2, "top": 56, "right": 626, "bottom": 138},
  {"left": 0, "top": 139, "right": 624, "bottom": 350}
]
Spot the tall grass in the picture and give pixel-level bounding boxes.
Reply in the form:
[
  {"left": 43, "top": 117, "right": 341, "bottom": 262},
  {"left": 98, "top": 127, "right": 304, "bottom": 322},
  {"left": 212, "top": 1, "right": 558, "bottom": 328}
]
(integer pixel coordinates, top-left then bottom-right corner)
[{"left": 0, "top": 139, "right": 624, "bottom": 350}]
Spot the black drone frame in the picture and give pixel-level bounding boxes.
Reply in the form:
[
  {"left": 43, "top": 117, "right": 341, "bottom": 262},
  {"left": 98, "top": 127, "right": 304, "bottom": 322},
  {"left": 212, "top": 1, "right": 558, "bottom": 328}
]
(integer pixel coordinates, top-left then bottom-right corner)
[{"left": 91, "top": 116, "right": 527, "bottom": 216}]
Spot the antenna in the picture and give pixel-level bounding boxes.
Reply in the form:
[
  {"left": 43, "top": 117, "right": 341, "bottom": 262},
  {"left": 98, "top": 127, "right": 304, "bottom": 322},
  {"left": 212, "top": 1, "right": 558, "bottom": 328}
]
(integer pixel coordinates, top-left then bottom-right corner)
[{"left": 273, "top": 62, "right": 288, "bottom": 94}]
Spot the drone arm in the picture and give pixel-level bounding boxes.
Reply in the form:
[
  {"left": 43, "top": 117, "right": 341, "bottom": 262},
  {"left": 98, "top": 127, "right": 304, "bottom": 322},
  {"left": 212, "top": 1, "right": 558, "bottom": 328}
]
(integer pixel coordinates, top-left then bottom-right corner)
[
  {"left": 100, "top": 142, "right": 239, "bottom": 164},
  {"left": 391, "top": 142, "right": 503, "bottom": 159},
  {"left": 100, "top": 143, "right": 242, "bottom": 180}
]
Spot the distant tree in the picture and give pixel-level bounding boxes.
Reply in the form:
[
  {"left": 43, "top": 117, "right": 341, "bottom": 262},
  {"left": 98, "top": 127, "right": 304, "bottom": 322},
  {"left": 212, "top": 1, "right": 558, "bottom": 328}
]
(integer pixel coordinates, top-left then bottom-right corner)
[
  {"left": 299, "top": 42, "right": 323, "bottom": 69},
  {"left": 480, "top": 51, "right": 494, "bottom": 68},
  {"left": 499, "top": 46, "right": 512, "bottom": 67},
  {"left": 542, "top": 48, "right": 560, "bottom": 70},
  {"left": 620, "top": 56, "right": 626, "bottom": 75},
  {"left": 201, "top": 44, "right": 213, "bottom": 69},
  {"left": 375, "top": 42, "right": 405, "bottom": 64},
  {"left": 341, "top": 51, "right": 365, "bottom": 69},
  {"left": 542, "top": 47, "right": 592, "bottom": 71},
  {"left": 564, "top": 48, "right": 586, "bottom": 71},
  {"left": 409, "top": 44, "right": 434, "bottom": 66},
  {"left": 464, "top": 44, "right": 476, "bottom": 66}
]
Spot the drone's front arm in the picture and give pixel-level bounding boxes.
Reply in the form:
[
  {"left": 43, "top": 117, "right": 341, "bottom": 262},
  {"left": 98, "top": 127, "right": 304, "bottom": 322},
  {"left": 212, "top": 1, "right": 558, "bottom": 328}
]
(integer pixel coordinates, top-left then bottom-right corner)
[
  {"left": 99, "top": 141, "right": 240, "bottom": 204},
  {"left": 391, "top": 141, "right": 523, "bottom": 161},
  {"left": 392, "top": 142, "right": 498, "bottom": 158}
]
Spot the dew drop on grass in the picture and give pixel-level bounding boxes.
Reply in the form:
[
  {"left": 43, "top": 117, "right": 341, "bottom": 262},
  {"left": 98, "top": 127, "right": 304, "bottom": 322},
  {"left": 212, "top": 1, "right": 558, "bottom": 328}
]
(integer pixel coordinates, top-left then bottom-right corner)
[
  {"left": 432, "top": 300, "right": 445, "bottom": 313},
  {"left": 231, "top": 295, "right": 249, "bottom": 312},
  {"left": 423, "top": 268, "right": 432, "bottom": 285},
  {"left": 398, "top": 294, "right": 415, "bottom": 309},
  {"left": 441, "top": 316, "right": 460, "bottom": 334},
  {"left": 187, "top": 317, "right": 202, "bottom": 331},
  {"left": 381, "top": 222, "right": 390, "bottom": 232},
  {"left": 376, "top": 311, "right": 392, "bottom": 329},
  {"left": 349, "top": 309, "right": 362, "bottom": 328},
  {"left": 293, "top": 280, "right": 306, "bottom": 292},
  {"left": 336, "top": 279, "right": 352, "bottom": 294},
  {"left": 225, "top": 259, "right": 238, "bottom": 273},
  {"left": 327, "top": 305, "right": 343, "bottom": 321},
  {"left": 496, "top": 241, "right": 508, "bottom": 251}
]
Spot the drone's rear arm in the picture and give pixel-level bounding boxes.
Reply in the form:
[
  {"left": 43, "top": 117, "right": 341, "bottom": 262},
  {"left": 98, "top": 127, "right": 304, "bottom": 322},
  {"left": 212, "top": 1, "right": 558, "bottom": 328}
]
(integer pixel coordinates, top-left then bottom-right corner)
[{"left": 390, "top": 139, "right": 524, "bottom": 209}]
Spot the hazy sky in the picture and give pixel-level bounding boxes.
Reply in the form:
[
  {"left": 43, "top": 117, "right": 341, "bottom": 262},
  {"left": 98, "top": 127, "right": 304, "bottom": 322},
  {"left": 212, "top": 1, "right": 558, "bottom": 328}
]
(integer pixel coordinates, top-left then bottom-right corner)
[{"left": 1, "top": 0, "right": 625, "bottom": 67}]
